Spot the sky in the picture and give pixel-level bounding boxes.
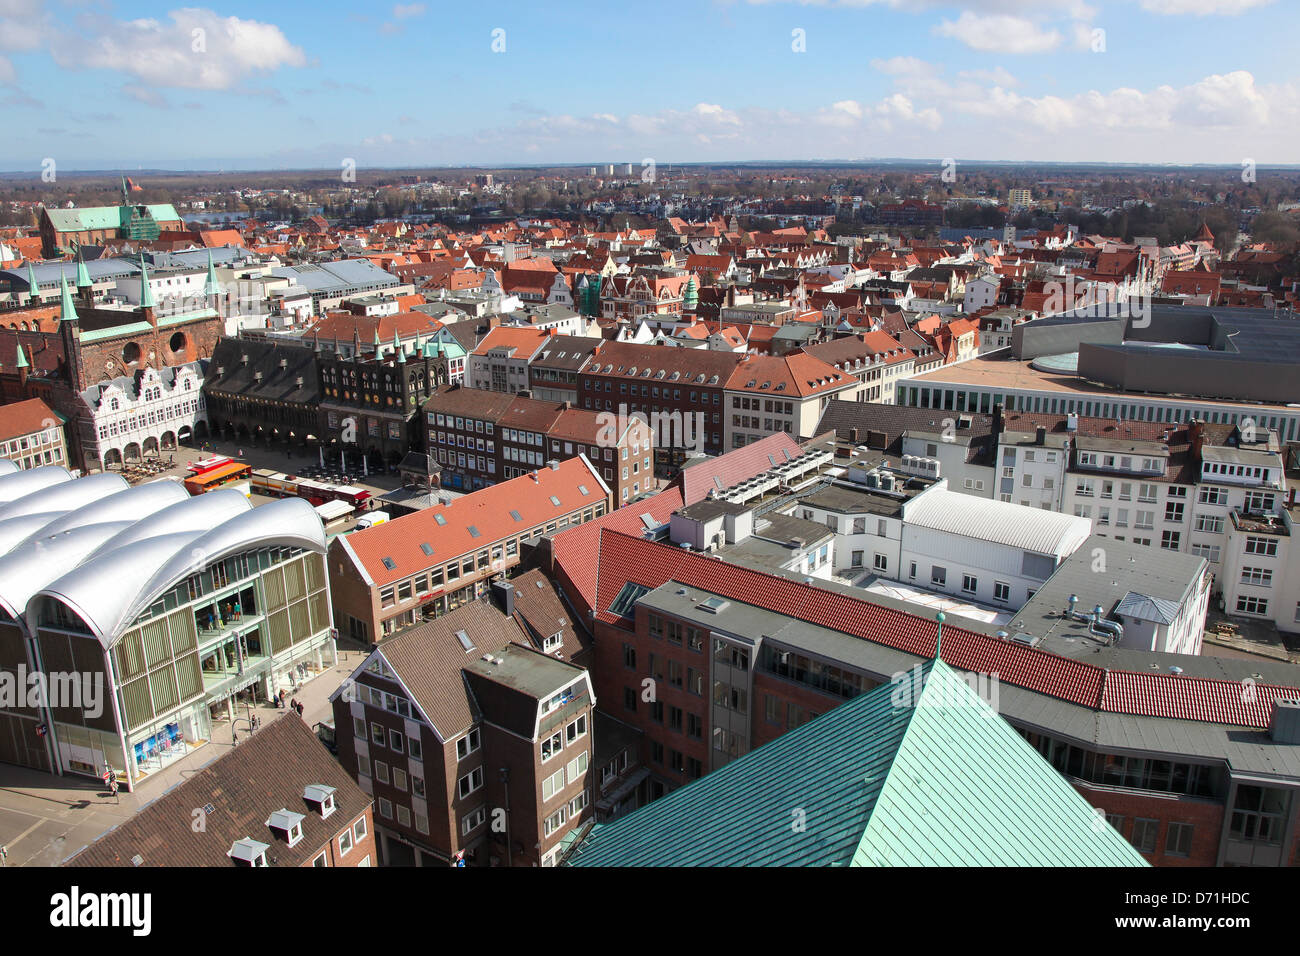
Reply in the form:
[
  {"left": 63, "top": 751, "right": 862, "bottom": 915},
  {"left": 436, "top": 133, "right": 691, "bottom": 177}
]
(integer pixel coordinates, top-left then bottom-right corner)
[{"left": 0, "top": 0, "right": 1296, "bottom": 171}]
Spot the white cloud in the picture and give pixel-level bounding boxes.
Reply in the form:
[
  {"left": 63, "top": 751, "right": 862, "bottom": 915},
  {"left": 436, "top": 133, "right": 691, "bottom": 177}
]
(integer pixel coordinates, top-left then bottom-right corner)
[
  {"left": 0, "top": 54, "right": 15, "bottom": 85},
  {"left": 935, "top": 11, "right": 1062, "bottom": 53},
  {"left": 1139, "top": 0, "right": 1272, "bottom": 12},
  {"left": 49, "top": 8, "right": 306, "bottom": 90},
  {"left": 392, "top": 3, "right": 426, "bottom": 17}
]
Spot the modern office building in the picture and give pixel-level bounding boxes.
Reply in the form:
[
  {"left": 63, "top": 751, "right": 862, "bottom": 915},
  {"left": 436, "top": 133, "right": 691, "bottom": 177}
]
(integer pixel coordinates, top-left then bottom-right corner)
[{"left": 0, "top": 468, "right": 335, "bottom": 790}]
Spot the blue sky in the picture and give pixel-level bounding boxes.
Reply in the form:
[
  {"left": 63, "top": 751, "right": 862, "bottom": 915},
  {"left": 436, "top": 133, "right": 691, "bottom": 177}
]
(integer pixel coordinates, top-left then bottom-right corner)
[{"left": 0, "top": 0, "right": 1295, "bottom": 170}]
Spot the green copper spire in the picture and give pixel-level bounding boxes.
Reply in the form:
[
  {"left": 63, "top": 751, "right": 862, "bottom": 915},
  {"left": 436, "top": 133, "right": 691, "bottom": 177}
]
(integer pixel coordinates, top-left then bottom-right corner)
[
  {"left": 935, "top": 611, "right": 945, "bottom": 661},
  {"left": 373, "top": 329, "right": 383, "bottom": 355},
  {"left": 203, "top": 249, "right": 221, "bottom": 297},
  {"left": 15, "top": 344, "right": 29, "bottom": 370},
  {"left": 396, "top": 336, "right": 406, "bottom": 364},
  {"left": 682, "top": 276, "right": 698, "bottom": 311},
  {"left": 138, "top": 255, "right": 155, "bottom": 309},
  {"left": 58, "top": 268, "right": 78, "bottom": 323},
  {"left": 25, "top": 261, "right": 38, "bottom": 302},
  {"left": 76, "top": 249, "right": 91, "bottom": 289}
]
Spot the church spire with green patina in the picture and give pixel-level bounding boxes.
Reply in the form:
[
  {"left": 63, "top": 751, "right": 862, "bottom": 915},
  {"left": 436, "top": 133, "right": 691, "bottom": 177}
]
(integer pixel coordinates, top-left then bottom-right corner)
[
  {"left": 138, "top": 254, "right": 155, "bottom": 309},
  {"left": 59, "top": 268, "right": 78, "bottom": 323},
  {"left": 76, "top": 248, "right": 91, "bottom": 289}
]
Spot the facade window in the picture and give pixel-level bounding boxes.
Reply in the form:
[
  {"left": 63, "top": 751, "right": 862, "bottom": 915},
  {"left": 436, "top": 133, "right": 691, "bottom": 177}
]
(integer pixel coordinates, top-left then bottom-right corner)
[
  {"left": 1165, "top": 822, "right": 1194, "bottom": 858},
  {"left": 457, "top": 767, "right": 484, "bottom": 798},
  {"left": 1130, "top": 818, "right": 1159, "bottom": 854},
  {"left": 456, "top": 728, "right": 481, "bottom": 760}
]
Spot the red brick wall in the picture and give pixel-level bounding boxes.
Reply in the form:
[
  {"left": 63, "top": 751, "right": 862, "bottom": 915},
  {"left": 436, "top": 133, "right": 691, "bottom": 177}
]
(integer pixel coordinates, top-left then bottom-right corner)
[{"left": 1072, "top": 783, "right": 1224, "bottom": 866}]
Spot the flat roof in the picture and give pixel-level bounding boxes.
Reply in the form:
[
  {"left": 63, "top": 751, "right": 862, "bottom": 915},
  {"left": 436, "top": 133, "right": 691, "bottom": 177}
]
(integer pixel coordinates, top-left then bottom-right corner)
[{"left": 908, "top": 353, "right": 1300, "bottom": 413}]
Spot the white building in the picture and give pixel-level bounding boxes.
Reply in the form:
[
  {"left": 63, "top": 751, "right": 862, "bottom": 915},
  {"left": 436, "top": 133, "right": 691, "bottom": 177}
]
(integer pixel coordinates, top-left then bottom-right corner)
[{"left": 79, "top": 363, "right": 207, "bottom": 468}]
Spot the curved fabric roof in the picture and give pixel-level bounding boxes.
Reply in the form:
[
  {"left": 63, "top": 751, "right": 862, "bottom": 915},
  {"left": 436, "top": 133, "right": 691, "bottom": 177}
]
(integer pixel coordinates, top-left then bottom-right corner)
[
  {"left": 81, "top": 487, "right": 250, "bottom": 561},
  {"left": 38, "top": 479, "right": 189, "bottom": 540},
  {"left": 0, "top": 465, "right": 70, "bottom": 504},
  {"left": 0, "top": 482, "right": 195, "bottom": 621},
  {"left": 0, "top": 521, "right": 134, "bottom": 620},
  {"left": 0, "top": 472, "right": 127, "bottom": 525},
  {"left": 35, "top": 496, "right": 327, "bottom": 647},
  {"left": 0, "top": 479, "right": 187, "bottom": 558}
]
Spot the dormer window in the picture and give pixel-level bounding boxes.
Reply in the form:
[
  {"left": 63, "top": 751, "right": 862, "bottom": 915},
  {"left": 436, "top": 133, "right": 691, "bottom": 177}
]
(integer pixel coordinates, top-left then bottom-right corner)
[
  {"left": 303, "top": 784, "right": 337, "bottom": 820},
  {"left": 228, "top": 837, "right": 270, "bottom": 867},
  {"left": 267, "top": 808, "right": 306, "bottom": 848}
]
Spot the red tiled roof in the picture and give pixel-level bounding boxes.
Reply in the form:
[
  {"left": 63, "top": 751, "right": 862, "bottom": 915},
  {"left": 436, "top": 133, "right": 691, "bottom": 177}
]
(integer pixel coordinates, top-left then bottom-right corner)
[
  {"left": 342, "top": 457, "right": 607, "bottom": 587},
  {"left": 0, "top": 397, "right": 60, "bottom": 441},
  {"left": 549, "top": 486, "right": 684, "bottom": 617},
  {"left": 591, "top": 532, "right": 1299, "bottom": 728},
  {"left": 675, "top": 431, "right": 802, "bottom": 507}
]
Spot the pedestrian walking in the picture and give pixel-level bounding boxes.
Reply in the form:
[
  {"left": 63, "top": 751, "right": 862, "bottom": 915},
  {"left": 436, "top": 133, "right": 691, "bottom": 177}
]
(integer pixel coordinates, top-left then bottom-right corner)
[{"left": 296, "top": 701, "right": 304, "bottom": 717}]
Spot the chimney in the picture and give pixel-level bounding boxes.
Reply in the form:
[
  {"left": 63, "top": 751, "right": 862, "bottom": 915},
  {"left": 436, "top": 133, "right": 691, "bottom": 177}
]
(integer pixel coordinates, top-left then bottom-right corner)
[
  {"left": 547, "top": 459, "right": 559, "bottom": 470},
  {"left": 1035, "top": 425, "right": 1046, "bottom": 445},
  {"left": 492, "top": 580, "right": 515, "bottom": 617}
]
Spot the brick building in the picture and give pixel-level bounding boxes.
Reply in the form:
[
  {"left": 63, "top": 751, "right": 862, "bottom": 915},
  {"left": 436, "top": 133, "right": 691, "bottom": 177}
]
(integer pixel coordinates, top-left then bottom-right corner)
[
  {"left": 330, "top": 598, "right": 596, "bottom": 866},
  {"left": 329, "top": 456, "right": 611, "bottom": 644},
  {"left": 0, "top": 263, "right": 222, "bottom": 470},
  {"left": 576, "top": 340, "right": 740, "bottom": 473},
  {"left": 424, "top": 383, "right": 654, "bottom": 502},
  {"left": 556, "top": 526, "right": 1300, "bottom": 867}
]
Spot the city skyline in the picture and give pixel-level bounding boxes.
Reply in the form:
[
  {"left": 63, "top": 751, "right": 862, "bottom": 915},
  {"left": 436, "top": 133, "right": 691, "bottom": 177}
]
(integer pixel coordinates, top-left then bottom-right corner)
[{"left": 0, "top": 0, "right": 1296, "bottom": 170}]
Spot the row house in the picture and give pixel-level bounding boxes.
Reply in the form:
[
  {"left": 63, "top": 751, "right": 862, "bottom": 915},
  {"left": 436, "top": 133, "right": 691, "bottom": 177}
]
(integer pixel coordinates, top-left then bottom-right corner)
[
  {"left": 468, "top": 326, "right": 556, "bottom": 393},
  {"left": 575, "top": 340, "right": 738, "bottom": 474},
  {"left": 328, "top": 456, "right": 611, "bottom": 644},
  {"left": 804, "top": 331, "right": 915, "bottom": 404},
  {"left": 599, "top": 271, "right": 696, "bottom": 323},
  {"left": 0, "top": 397, "right": 69, "bottom": 471},
  {"left": 423, "top": 383, "right": 653, "bottom": 503},
  {"left": 330, "top": 599, "right": 595, "bottom": 866},
  {"left": 723, "top": 352, "right": 856, "bottom": 450}
]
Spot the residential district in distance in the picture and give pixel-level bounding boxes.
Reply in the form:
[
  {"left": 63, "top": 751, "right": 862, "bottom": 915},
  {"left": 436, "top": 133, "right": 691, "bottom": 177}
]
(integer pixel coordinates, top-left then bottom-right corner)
[{"left": 0, "top": 159, "right": 1297, "bottom": 875}]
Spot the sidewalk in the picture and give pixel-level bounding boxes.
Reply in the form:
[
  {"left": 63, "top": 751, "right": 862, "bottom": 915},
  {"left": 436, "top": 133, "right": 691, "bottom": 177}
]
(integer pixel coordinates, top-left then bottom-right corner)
[{"left": 0, "top": 647, "right": 367, "bottom": 866}]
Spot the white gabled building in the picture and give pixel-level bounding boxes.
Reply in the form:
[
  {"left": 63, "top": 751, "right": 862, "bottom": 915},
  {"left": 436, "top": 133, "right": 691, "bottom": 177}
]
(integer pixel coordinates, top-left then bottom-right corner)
[{"left": 78, "top": 362, "right": 207, "bottom": 469}]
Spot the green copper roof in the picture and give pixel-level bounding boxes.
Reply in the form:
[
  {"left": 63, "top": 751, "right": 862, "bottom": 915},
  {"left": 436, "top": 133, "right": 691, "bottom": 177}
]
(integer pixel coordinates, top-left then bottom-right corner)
[
  {"left": 43, "top": 204, "right": 180, "bottom": 234},
  {"left": 138, "top": 255, "right": 155, "bottom": 309},
  {"left": 203, "top": 250, "right": 221, "bottom": 297},
  {"left": 25, "top": 260, "right": 38, "bottom": 298},
  {"left": 58, "top": 268, "right": 77, "bottom": 323},
  {"left": 682, "top": 276, "right": 698, "bottom": 310},
  {"left": 14, "top": 344, "right": 28, "bottom": 370},
  {"left": 75, "top": 250, "right": 91, "bottom": 288},
  {"left": 566, "top": 658, "right": 1149, "bottom": 867},
  {"left": 395, "top": 333, "right": 406, "bottom": 363}
]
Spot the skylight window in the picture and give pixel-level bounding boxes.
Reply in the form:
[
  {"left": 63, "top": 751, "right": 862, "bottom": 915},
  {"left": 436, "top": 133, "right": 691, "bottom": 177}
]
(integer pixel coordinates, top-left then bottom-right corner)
[
  {"left": 549, "top": 495, "right": 561, "bottom": 506},
  {"left": 697, "top": 596, "right": 730, "bottom": 613},
  {"left": 510, "top": 509, "right": 523, "bottom": 521},
  {"left": 420, "top": 543, "right": 434, "bottom": 556},
  {"left": 468, "top": 525, "right": 481, "bottom": 538},
  {"left": 609, "top": 582, "right": 652, "bottom": 618},
  {"left": 456, "top": 629, "right": 475, "bottom": 652},
  {"left": 578, "top": 485, "right": 590, "bottom": 496},
  {"left": 382, "top": 557, "right": 396, "bottom": 571},
  {"left": 434, "top": 513, "right": 447, "bottom": 525}
]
